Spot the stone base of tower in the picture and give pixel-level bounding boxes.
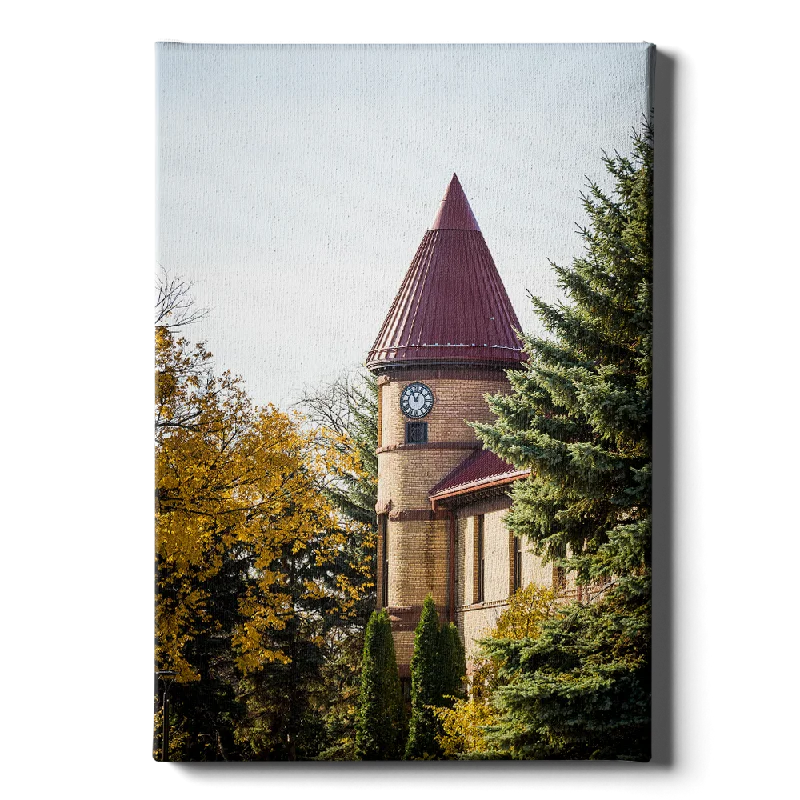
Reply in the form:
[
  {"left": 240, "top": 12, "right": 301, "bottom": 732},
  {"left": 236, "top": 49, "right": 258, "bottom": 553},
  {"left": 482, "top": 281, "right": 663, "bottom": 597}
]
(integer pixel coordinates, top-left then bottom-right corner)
[
  {"left": 384, "top": 601, "right": 451, "bottom": 678},
  {"left": 380, "top": 513, "right": 452, "bottom": 676},
  {"left": 390, "top": 629, "right": 414, "bottom": 678}
]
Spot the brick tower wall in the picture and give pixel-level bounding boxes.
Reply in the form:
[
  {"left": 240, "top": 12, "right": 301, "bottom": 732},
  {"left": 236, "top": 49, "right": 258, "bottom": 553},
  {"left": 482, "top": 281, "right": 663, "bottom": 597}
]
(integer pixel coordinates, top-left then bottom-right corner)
[{"left": 374, "top": 365, "right": 513, "bottom": 674}]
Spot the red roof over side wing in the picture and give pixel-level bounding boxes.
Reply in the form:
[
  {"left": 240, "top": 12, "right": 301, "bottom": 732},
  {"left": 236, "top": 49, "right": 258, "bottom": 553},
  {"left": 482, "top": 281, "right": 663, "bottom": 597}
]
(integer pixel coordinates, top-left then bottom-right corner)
[{"left": 429, "top": 449, "right": 529, "bottom": 501}]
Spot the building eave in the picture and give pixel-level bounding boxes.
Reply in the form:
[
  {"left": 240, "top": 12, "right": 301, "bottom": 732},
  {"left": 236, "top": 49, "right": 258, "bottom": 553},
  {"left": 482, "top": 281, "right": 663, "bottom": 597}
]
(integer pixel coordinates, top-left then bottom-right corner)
[{"left": 429, "top": 469, "right": 529, "bottom": 510}]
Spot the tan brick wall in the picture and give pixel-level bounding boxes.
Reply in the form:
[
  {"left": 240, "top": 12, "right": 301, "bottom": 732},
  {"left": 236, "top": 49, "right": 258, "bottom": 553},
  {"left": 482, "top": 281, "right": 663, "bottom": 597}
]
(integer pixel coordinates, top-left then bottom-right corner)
[
  {"left": 459, "top": 603, "right": 506, "bottom": 668},
  {"left": 385, "top": 517, "right": 450, "bottom": 608},
  {"left": 521, "top": 536, "right": 553, "bottom": 589},
  {"left": 378, "top": 448, "right": 473, "bottom": 510},
  {"left": 456, "top": 516, "right": 469, "bottom": 608},
  {"left": 482, "top": 510, "right": 512, "bottom": 603},
  {"left": 454, "top": 506, "right": 556, "bottom": 670},
  {"left": 509, "top": 531, "right": 515, "bottom": 596},
  {"left": 458, "top": 510, "right": 517, "bottom": 607}
]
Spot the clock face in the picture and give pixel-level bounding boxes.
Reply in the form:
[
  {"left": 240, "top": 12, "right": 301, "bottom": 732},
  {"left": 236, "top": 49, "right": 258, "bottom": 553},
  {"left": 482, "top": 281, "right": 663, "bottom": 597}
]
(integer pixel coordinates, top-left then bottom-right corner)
[{"left": 400, "top": 382, "right": 434, "bottom": 419}]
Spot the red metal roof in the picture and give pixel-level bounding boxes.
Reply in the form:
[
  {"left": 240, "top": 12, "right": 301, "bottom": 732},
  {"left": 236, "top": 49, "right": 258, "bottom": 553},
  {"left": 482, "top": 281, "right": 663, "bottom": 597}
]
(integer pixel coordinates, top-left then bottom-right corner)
[
  {"left": 431, "top": 173, "right": 480, "bottom": 230},
  {"left": 366, "top": 175, "right": 525, "bottom": 369},
  {"left": 429, "top": 449, "right": 529, "bottom": 501}
]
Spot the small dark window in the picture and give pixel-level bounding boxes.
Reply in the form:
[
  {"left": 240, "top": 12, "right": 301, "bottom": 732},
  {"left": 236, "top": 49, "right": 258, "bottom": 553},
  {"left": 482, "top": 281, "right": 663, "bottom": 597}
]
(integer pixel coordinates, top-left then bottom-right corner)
[
  {"left": 553, "top": 564, "right": 566, "bottom": 593},
  {"left": 552, "top": 544, "right": 567, "bottom": 594},
  {"left": 476, "top": 515, "right": 485, "bottom": 603},
  {"left": 513, "top": 536, "right": 522, "bottom": 592},
  {"left": 381, "top": 517, "right": 389, "bottom": 608},
  {"left": 406, "top": 421, "right": 428, "bottom": 444},
  {"left": 558, "top": 566, "right": 566, "bottom": 590}
]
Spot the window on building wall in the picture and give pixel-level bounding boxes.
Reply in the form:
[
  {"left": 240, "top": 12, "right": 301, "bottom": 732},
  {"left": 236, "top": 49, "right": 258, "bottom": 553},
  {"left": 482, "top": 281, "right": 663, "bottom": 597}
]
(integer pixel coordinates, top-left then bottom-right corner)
[
  {"left": 513, "top": 536, "right": 522, "bottom": 592},
  {"left": 553, "top": 546, "right": 567, "bottom": 592},
  {"left": 553, "top": 563, "right": 566, "bottom": 594},
  {"left": 405, "top": 421, "right": 428, "bottom": 444},
  {"left": 453, "top": 521, "right": 458, "bottom": 605},
  {"left": 376, "top": 383, "right": 383, "bottom": 448},
  {"left": 475, "top": 514, "right": 485, "bottom": 603},
  {"left": 379, "top": 515, "right": 389, "bottom": 607}
]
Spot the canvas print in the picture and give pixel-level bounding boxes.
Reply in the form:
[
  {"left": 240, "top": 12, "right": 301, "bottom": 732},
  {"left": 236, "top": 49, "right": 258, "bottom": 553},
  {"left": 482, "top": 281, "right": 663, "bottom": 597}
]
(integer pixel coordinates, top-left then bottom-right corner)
[{"left": 155, "top": 42, "right": 654, "bottom": 761}]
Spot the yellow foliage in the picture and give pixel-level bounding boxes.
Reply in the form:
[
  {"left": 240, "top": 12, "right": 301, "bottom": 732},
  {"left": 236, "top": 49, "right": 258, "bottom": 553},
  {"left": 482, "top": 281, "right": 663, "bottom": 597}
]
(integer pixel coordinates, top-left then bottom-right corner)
[
  {"left": 435, "top": 697, "right": 497, "bottom": 758},
  {"left": 434, "top": 583, "right": 557, "bottom": 758},
  {"left": 155, "top": 327, "right": 350, "bottom": 682},
  {"left": 492, "top": 583, "right": 558, "bottom": 641},
  {"left": 152, "top": 706, "right": 193, "bottom": 761}
]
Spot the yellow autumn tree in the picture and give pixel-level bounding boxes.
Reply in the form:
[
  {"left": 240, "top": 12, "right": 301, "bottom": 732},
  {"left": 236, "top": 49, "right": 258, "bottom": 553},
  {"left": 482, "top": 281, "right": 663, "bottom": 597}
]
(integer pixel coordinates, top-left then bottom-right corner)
[
  {"left": 156, "top": 314, "right": 378, "bottom": 759},
  {"left": 156, "top": 325, "right": 340, "bottom": 682}
]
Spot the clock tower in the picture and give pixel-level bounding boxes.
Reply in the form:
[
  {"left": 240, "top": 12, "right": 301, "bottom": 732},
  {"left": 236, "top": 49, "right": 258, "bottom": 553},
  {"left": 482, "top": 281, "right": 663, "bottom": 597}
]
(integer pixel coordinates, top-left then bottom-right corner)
[{"left": 366, "top": 174, "right": 525, "bottom": 675}]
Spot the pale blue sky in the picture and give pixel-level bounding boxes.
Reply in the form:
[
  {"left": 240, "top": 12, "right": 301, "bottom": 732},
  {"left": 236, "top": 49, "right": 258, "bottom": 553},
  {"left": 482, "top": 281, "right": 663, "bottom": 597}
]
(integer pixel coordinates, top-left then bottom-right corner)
[{"left": 157, "top": 43, "right": 652, "bottom": 408}]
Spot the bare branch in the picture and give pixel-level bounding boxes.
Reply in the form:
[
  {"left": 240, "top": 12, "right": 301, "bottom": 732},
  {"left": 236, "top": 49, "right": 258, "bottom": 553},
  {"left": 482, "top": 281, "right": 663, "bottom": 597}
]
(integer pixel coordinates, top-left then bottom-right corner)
[
  {"left": 155, "top": 266, "right": 209, "bottom": 329},
  {"left": 297, "top": 373, "right": 354, "bottom": 435}
]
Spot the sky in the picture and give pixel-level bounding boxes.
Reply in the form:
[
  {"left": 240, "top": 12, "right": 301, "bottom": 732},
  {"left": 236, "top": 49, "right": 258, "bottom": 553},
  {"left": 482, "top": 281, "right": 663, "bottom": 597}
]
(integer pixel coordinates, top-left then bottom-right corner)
[{"left": 157, "top": 43, "right": 652, "bottom": 409}]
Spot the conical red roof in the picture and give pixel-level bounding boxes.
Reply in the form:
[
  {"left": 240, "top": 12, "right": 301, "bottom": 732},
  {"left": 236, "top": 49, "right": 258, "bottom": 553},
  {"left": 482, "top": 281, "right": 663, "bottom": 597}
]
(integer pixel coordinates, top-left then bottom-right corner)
[
  {"left": 367, "top": 175, "right": 524, "bottom": 369},
  {"left": 431, "top": 173, "right": 480, "bottom": 231}
]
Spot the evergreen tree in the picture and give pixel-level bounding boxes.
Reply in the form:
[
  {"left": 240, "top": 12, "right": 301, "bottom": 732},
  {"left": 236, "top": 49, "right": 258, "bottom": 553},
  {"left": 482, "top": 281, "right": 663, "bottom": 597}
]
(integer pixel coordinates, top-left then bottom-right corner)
[
  {"left": 300, "top": 370, "right": 380, "bottom": 757},
  {"left": 355, "top": 610, "right": 405, "bottom": 759},
  {"left": 300, "top": 370, "right": 378, "bottom": 526},
  {"left": 234, "top": 536, "right": 332, "bottom": 761},
  {"left": 404, "top": 603, "right": 467, "bottom": 759},
  {"left": 405, "top": 596, "right": 444, "bottom": 759},
  {"left": 403, "top": 601, "right": 469, "bottom": 760},
  {"left": 474, "top": 128, "right": 653, "bottom": 760},
  {"left": 438, "top": 622, "right": 466, "bottom": 705}
]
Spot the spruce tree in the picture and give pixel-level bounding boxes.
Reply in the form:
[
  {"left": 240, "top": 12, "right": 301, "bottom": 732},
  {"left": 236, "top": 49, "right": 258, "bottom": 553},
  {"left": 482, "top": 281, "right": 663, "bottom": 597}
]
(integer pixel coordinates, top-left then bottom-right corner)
[
  {"left": 355, "top": 610, "right": 404, "bottom": 760},
  {"left": 474, "top": 129, "right": 653, "bottom": 760},
  {"left": 404, "top": 596, "right": 443, "bottom": 759}
]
